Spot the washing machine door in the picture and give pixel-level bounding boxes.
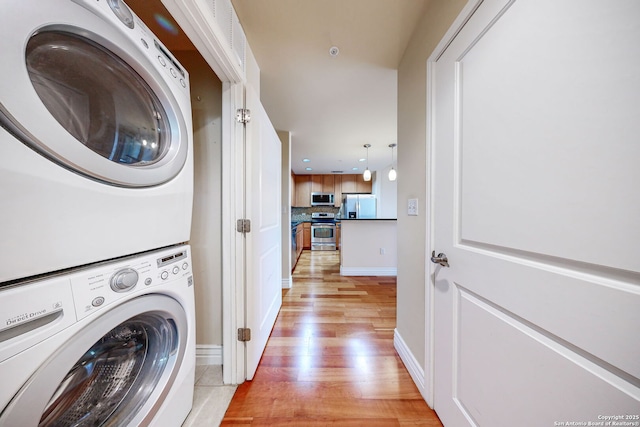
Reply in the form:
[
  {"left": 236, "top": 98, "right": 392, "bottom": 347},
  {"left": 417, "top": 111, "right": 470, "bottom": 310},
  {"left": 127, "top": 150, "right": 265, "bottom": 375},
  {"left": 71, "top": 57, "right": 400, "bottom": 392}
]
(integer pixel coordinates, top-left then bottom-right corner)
[
  {"left": 0, "top": 295, "right": 188, "bottom": 427},
  {"left": 0, "top": 0, "right": 190, "bottom": 187}
]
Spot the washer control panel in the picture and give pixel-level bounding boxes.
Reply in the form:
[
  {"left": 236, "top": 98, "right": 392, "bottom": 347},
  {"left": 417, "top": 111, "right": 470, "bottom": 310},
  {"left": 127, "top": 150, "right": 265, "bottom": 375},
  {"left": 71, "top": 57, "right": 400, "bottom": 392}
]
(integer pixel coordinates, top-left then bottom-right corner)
[
  {"left": 110, "top": 268, "right": 139, "bottom": 292},
  {"left": 70, "top": 246, "right": 191, "bottom": 320}
]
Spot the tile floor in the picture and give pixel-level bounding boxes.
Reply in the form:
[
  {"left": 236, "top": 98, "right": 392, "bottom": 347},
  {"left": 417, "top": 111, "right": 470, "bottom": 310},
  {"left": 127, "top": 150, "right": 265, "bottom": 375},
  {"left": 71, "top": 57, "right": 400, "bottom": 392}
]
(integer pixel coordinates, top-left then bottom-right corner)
[{"left": 182, "top": 365, "right": 237, "bottom": 426}]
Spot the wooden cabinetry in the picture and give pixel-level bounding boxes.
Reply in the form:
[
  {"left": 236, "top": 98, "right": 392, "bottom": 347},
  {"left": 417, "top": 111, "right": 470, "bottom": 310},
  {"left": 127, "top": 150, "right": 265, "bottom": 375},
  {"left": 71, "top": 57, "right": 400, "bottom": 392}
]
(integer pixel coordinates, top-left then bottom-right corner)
[
  {"left": 292, "top": 173, "right": 371, "bottom": 207},
  {"left": 336, "top": 222, "right": 341, "bottom": 250},
  {"left": 296, "top": 224, "right": 304, "bottom": 259},
  {"left": 339, "top": 174, "right": 372, "bottom": 194},
  {"left": 294, "top": 175, "right": 312, "bottom": 207},
  {"left": 339, "top": 174, "right": 357, "bottom": 194},
  {"left": 311, "top": 175, "right": 334, "bottom": 193},
  {"left": 303, "top": 223, "right": 311, "bottom": 249},
  {"left": 356, "top": 175, "right": 372, "bottom": 193}
]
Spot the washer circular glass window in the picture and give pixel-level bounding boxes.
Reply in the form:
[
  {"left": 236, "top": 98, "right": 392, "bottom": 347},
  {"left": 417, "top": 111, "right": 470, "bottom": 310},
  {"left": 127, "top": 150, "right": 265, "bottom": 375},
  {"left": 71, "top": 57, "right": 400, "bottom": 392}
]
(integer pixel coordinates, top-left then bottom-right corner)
[
  {"left": 0, "top": 296, "right": 189, "bottom": 427},
  {"left": 26, "top": 31, "right": 170, "bottom": 167},
  {"left": 39, "top": 313, "right": 178, "bottom": 427}
]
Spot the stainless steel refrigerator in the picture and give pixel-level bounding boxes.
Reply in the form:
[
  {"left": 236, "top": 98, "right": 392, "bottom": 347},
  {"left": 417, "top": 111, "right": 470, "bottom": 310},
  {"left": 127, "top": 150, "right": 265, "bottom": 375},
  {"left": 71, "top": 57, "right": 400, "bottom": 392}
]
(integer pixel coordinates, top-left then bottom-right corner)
[{"left": 342, "top": 194, "right": 376, "bottom": 219}]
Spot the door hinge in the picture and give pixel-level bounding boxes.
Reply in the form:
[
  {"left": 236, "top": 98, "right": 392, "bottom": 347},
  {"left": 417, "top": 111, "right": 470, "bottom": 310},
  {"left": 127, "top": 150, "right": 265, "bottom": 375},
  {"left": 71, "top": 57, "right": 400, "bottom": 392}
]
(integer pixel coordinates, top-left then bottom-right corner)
[
  {"left": 236, "top": 219, "right": 251, "bottom": 233},
  {"left": 236, "top": 108, "right": 251, "bottom": 124},
  {"left": 238, "top": 327, "right": 251, "bottom": 342}
]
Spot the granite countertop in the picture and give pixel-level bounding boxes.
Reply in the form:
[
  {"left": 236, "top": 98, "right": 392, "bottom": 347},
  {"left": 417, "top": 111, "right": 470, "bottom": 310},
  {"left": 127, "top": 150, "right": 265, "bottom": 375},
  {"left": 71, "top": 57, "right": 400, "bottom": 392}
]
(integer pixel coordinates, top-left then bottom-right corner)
[{"left": 291, "top": 220, "right": 312, "bottom": 228}]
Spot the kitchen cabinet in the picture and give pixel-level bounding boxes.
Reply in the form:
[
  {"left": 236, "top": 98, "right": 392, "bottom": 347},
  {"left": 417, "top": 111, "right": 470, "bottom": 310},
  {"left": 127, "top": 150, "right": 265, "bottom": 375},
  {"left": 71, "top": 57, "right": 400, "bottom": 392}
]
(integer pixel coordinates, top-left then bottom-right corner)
[
  {"left": 303, "top": 222, "right": 311, "bottom": 249},
  {"left": 340, "top": 174, "right": 357, "bottom": 194},
  {"left": 336, "top": 174, "right": 371, "bottom": 200},
  {"left": 310, "top": 175, "right": 322, "bottom": 193},
  {"left": 311, "top": 175, "right": 334, "bottom": 193},
  {"left": 296, "top": 223, "right": 304, "bottom": 259},
  {"left": 292, "top": 173, "right": 369, "bottom": 207},
  {"left": 333, "top": 175, "right": 342, "bottom": 207},
  {"left": 292, "top": 222, "right": 305, "bottom": 272},
  {"left": 356, "top": 175, "right": 372, "bottom": 193},
  {"left": 336, "top": 222, "right": 341, "bottom": 250},
  {"left": 294, "top": 175, "right": 312, "bottom": 207}
]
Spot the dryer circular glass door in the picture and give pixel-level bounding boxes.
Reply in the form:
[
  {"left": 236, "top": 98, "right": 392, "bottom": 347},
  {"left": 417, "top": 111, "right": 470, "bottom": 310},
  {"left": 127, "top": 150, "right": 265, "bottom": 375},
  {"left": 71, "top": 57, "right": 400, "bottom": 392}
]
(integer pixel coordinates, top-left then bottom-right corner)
[
  {"left": 0, "top": 295, "right": 189, "bottom": 427},
  {"left": 0, "top": 0, "right": 191, "bottom": 188},
  {"left": 27, "top": 31, "right": 171, "bottom": 170}
]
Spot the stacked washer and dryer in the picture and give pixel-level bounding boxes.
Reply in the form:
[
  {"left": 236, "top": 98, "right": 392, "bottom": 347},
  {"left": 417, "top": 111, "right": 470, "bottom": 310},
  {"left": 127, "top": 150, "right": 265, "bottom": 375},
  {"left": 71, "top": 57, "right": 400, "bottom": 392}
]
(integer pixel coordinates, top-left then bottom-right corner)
[{"left": 0, "top": 0, "right": 196, "bottom": 425}]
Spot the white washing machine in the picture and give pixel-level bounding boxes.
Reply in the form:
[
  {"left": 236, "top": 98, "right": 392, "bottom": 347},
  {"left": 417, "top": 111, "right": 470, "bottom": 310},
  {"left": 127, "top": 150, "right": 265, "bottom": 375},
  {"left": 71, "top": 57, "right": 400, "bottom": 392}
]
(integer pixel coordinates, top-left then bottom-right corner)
[
  {"left": 0, "top": 0, "right": 193, "bottom": 283},
  {"left": 0, "top": 244, "right": 195, "bottom": 426}
]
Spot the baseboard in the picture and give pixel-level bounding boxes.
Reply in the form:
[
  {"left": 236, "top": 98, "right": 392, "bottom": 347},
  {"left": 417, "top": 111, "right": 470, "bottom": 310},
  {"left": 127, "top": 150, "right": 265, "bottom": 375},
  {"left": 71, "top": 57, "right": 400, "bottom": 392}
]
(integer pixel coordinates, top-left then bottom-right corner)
[
  {"left": 394, "top": 329, "right": 428, "bottom": 403},
  {"left": 196, "top": 344, "right": 223, "bottom": 365},
  {"left": 282, "top": 277, "right": 292, "bottom": 289},
  {"left": 340, "top": 267, "right": 397, "bottom": 276}
]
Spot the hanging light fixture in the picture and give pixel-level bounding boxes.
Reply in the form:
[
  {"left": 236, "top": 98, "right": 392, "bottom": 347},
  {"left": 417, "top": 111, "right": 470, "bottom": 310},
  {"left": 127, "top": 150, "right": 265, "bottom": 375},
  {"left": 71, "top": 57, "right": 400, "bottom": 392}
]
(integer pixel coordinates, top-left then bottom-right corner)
[
  {"left": 388, "top": 143, "right": 397, "bottom": 181},
  {"left": 363, "top": 144, "right": 372, "bottom": 181}
]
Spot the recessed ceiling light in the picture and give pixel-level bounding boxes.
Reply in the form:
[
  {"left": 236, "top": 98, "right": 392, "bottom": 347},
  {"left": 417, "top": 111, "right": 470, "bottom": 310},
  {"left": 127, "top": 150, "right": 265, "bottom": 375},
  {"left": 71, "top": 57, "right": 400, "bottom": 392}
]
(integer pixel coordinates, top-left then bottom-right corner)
[
  {"left": 305, "top": 167, "right": 312, "bottom": 171},
  {"left": 352, "top": 167, "right": 359, "bottom": 171},
  {"left": 359, "top": 158, "right": 366, "bottom": 162},
  {"left": 329, "top": 46, "right": 339, "bottom": 57},
  {"left": 302, "top": 158, "right": 311, "bottom": 162}
]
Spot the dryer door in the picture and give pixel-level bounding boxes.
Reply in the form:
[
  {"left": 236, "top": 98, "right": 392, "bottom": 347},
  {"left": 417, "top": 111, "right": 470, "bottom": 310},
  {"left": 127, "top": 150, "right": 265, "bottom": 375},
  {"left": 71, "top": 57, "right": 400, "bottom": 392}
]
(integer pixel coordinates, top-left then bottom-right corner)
[
  {"left": 0, "top": 295, "right": 188, "bottom": 427},
  {"left": 0, "top": 0, "right": 190, "bottom": 187}
]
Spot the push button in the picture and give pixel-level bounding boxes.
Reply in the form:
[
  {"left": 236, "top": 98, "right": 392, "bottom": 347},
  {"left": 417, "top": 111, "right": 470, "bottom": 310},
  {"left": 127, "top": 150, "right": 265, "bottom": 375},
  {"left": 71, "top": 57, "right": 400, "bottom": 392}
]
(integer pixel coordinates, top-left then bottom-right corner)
[{"left": 92, "top": 296, "right": 105, "bottom": 307}]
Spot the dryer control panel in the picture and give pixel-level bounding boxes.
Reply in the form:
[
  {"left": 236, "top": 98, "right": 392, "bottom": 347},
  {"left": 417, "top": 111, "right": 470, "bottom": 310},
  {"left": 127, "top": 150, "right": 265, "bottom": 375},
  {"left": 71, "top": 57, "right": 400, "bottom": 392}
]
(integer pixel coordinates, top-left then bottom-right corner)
[{"left": 70, "top": 246, "right": 192, "bottom": 320}]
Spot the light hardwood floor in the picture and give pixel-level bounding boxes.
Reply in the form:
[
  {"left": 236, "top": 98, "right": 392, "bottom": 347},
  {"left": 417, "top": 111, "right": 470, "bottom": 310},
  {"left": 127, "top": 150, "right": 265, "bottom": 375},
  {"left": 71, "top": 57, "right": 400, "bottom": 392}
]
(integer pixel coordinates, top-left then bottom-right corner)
[{"left": 221, "top": 250, "right": 443, "bottom": 426}]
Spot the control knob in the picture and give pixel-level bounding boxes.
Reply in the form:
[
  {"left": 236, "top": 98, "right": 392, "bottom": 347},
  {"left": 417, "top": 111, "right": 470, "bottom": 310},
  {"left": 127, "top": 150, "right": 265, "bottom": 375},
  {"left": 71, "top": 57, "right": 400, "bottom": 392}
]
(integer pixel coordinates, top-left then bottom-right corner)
[{"left": 110, "top": 268, "right": 139, "bottom": 292}]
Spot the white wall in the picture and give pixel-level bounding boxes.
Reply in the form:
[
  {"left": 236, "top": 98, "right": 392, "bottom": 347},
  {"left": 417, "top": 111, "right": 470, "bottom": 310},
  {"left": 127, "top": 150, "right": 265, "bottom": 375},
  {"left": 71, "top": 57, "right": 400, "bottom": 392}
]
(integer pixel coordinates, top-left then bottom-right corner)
[
  {"left": 340, "top": 220, "right": 397, "bottom": 276},
  {"left": 396, "top": 0, "right": 467, "bottom": 369},
  {"left": 278, "top": 131, "right": 292, "bottom": 288},
  {"left": 375, "top": 165, "right": 398, "bottom": 219},
  {"left": 175, "top": 50, "right": 224, "bottom": 348}
]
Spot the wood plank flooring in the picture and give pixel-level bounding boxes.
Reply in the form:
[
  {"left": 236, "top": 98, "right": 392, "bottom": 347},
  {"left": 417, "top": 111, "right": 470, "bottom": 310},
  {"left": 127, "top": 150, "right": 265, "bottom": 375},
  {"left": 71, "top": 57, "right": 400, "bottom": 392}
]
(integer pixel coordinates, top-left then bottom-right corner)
[{"left": 221, "top": 251, "right": 443, "bottom": 426}]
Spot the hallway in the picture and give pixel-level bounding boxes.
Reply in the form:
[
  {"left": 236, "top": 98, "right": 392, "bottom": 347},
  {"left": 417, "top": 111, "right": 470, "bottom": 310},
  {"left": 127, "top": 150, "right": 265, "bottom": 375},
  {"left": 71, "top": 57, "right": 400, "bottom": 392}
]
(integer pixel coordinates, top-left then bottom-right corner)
[{"left": 221, "top": 250, "right": 443, "bottom": 425}]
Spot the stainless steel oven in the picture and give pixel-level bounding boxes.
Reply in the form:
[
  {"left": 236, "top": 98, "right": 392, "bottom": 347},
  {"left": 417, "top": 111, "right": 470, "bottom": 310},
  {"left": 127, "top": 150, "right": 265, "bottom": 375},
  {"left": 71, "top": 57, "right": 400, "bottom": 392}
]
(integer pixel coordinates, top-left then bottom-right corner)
[{"left": 311, "top": 212, "right": 336, "bottom": 251}]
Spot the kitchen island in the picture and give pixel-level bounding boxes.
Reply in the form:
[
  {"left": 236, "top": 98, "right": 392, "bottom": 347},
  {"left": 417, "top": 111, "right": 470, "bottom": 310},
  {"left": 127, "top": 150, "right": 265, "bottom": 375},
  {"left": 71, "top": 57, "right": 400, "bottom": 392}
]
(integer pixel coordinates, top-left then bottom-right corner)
[{"left": 339, "top": 218, "right": 397, "bottom": 276}]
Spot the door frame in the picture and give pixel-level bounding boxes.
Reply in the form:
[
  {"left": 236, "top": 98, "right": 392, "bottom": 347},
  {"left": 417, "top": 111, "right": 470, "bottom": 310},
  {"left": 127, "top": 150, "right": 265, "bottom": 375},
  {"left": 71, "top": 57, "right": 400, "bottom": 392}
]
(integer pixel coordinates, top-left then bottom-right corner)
[
  {"left": 424, "top": 0, "right": 483, "bottom": 408},
  {"left": 160, "top": 0, "right": 248, "bottom": 385}
]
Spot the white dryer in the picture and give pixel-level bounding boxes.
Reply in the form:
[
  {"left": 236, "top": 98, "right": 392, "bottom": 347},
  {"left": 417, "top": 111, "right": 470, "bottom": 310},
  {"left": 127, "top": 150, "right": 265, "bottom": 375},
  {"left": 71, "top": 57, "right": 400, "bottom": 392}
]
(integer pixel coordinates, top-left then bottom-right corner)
[
  {"left": 0, "top": 0, "right": 193, "bottom": 283},
  {"left": 0, "top": 245, "right": 195, "bottom": 427}
]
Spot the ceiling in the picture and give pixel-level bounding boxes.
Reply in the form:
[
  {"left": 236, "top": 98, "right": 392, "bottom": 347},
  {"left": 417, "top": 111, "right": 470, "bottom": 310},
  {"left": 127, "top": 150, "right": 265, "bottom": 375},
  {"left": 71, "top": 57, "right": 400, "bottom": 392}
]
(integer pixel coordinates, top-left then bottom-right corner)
[
  {"left": 128, "top": 0, "right": 428, "bottom": 176},
  {"left": 232, "top": 0, "right": 428, "bottom": 175}
]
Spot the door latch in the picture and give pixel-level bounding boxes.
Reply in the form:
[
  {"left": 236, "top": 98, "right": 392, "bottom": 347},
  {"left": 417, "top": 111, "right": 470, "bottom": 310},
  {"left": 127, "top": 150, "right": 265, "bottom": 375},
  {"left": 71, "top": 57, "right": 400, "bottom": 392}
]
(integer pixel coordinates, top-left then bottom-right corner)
[{"left": 430, "top": 251, "right": 449, "bottom": 267}]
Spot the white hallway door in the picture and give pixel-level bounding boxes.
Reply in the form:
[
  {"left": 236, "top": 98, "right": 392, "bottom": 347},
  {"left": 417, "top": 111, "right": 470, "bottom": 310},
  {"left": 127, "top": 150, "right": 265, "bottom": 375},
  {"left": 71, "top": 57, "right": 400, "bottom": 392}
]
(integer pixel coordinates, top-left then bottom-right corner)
[
  {"left": 244, "top": 86, "right": 282, "bottom": 380},
  {"left": 430, "top": 0, "right": 640, "bottom": 425}
]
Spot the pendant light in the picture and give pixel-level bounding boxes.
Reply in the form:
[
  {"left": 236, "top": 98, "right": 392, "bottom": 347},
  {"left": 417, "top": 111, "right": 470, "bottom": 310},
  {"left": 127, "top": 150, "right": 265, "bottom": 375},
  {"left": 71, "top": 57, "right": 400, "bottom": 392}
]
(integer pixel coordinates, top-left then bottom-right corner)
[
  {"left": 388, "top": 143, "right": 397, "bottom": 181},
  {"left": 363, "top": 144, "right": 372, "bottom": 181}
]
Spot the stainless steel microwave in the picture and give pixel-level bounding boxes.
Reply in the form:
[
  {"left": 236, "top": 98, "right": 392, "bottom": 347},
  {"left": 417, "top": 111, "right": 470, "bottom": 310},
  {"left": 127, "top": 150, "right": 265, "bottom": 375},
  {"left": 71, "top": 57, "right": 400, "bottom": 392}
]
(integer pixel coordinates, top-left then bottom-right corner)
[{"left": 311, "top": 192, "right": 334, "bottom": 206}]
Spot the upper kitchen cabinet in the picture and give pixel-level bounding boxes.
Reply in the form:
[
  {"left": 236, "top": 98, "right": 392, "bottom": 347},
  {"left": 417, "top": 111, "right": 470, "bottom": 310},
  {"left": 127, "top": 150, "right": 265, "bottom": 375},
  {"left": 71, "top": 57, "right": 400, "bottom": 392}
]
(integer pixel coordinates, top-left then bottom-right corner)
[
  {"left": 339, "top": 174, "right": 372, "bottom": 194},
  {"left": 294, "top": 174, "right": 312, "bottom": 207},
  {"left": 292, "top": 173, "right": 370, "bottom": 207},
  {"left": 311, "top": 175, "right": 335, "bottom": 193}
]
